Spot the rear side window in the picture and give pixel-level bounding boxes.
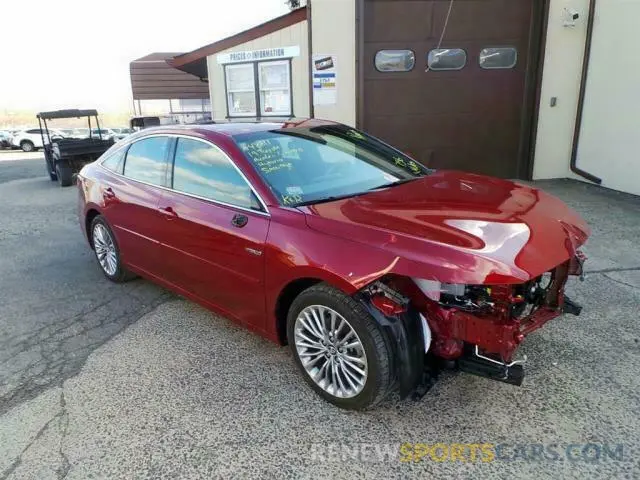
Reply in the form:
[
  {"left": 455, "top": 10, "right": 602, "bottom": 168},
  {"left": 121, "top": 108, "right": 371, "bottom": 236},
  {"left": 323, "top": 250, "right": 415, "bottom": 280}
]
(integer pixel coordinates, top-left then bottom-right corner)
[
  {"left": 101, "top": 147, "right": 127, "bottom": 174},
  {"left": 171, "top": 137, "right": 260, "bottom": 210},
  {"left": 27, "top": 129, "right": 42, "bottom": 134},
  {"left": 124, "top": 136, "right": 170, "bottom": 186}
]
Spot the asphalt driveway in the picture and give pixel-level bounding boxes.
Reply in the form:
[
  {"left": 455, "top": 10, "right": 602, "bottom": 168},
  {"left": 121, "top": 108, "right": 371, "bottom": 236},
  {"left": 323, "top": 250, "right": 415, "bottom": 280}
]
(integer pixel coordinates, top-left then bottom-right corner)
[{"left": 0, "top": 162, "right": 638, "bottom": 479}]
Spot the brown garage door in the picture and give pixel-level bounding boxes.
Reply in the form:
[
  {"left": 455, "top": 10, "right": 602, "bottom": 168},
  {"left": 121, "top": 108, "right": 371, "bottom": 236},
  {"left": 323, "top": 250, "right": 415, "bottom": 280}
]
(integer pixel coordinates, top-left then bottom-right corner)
[{"left": 359, "top": 0, "right": 542, "bottom": 178}]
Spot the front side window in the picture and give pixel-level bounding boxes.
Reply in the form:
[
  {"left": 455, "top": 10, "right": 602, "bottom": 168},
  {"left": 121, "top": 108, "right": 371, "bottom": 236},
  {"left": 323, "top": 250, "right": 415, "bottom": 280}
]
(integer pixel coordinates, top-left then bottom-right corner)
[
  {"left": 258, "top": 60, "right": 291, "bottom": 116},
  {"left": 479, "top": 47, "right": 518, "bottom": 69},
  {"left": 225, "top": 64, "right": 256, "bottom": 117},
  {"left": 233, "top": 125, "right": 431, "bottom": 207},
  {"left": 375, "top": 50, "right": 415, "bottom": 72},
  {"left": 427, "top": 48, "right": 467, "bottom": 71},
  {"left": 171, "top": 137, "right": 260, "bottom": 210},
  {"left": 123, "top": 136, "right": 170, "bottom": 186},
  {"left": 101, "top": 147, "right": 127, "bottom": 174}
]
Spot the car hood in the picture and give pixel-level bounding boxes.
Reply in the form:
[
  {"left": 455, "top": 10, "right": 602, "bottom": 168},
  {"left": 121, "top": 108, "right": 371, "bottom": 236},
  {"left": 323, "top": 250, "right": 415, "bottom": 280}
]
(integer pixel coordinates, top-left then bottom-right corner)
[{"left": 303, "top": 171, "right": 590, "bottom": 285}]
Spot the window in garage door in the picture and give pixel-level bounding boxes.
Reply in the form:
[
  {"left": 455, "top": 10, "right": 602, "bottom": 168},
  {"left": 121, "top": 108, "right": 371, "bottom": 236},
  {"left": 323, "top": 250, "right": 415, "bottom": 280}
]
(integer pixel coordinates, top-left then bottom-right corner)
[
  {"left": 375, "top": 50, "right": 416, "bottom": 72},
  {"left": 479, "top": 47, "right": 518, "bottom": 69},
  {"left": 360, "top": 0, "right": 542, "bottom": 179},
  {"left": 427, "top": 48, "right": 467, "bottom": 71}
]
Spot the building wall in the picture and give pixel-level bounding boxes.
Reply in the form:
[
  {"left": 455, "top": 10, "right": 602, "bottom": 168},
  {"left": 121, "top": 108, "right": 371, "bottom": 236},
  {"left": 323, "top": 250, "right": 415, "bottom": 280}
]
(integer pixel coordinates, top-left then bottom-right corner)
[
  {"left": 310, "top": 0, "right": 357, "bottom": 126},
  {"left": 533, "top": 0, "right": 592, "bottom": 180},
  {"left": 574, "top": 0, "right": 640, "bottom": 195},
  {"left": 207, "top": 21, "right": 310, "bottom": 120}
]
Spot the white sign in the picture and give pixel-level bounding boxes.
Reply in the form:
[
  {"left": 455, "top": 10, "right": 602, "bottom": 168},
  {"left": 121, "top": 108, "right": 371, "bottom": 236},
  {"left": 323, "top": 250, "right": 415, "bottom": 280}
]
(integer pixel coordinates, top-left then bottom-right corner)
[
  {"left": 217, "top": 46, "right": 300, "bottom": 64},
  {"left": 312, "top": 54, "right": 337, "bottom": 105}
]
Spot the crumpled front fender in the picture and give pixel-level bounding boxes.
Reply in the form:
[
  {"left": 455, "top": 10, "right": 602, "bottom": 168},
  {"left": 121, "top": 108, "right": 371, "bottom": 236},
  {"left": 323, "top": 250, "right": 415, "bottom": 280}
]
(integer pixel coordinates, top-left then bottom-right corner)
[{"left": 355, "top": 292, "right": 425, "bottom": 399}]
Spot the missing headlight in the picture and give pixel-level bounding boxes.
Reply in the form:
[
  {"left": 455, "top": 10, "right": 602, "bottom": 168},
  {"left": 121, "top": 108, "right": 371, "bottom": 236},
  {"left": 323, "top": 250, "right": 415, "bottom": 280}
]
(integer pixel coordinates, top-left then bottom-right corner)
[{"left": 413, "top": 278, "right": 495, "bottom": 312}]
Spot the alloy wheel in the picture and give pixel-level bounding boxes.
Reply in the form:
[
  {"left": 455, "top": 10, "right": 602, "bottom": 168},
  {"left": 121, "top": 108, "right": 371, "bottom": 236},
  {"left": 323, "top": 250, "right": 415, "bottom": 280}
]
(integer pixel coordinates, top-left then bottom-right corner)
[
  {"left": 294, "top": 305, "right": 368, "bottom": 398},
  {"left": 93, "top": 223, "right": 117, "bottom": 276}
]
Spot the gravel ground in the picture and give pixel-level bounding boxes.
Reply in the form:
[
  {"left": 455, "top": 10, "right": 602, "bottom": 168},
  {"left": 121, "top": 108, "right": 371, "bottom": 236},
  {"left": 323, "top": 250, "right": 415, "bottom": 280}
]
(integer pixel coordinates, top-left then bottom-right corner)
[
  {"left": 0, "top": 165, "right": 638, "bottom": 479},
  {"left": 0, "top": 165, "right": 171, "bottom": 417}
]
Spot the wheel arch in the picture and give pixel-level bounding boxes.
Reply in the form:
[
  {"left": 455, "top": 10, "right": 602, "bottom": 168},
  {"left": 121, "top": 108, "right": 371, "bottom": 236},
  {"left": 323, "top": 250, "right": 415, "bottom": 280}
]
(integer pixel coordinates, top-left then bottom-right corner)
[
  {"left": 85, "top": 208, "right": 102, "bottom": 247},
  {"left": 274, "top": 277, "right": 323, "bottom": 345},
  {"left": 271, "top": 265, "right": 385, "bottom": 345}
]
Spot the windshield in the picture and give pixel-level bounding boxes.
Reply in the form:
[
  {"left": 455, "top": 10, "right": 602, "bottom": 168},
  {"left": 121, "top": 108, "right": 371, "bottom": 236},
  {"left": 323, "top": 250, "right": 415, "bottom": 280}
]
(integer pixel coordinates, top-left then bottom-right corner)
[{"left": 233, "top": 125, "right": 431, "bottom": 207}]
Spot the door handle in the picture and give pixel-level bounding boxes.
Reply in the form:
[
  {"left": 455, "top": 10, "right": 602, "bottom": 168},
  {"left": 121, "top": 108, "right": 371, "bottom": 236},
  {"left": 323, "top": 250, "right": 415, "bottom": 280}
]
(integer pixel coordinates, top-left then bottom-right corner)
[
  {"left": 231, "top": 214, "right": 248, "bottom": 228},
  {"left": 159, "top": 206, "right": 178, "bottom": 219},
  {"left": 103, "top": 187, "right": 116, "bottom": 199}
]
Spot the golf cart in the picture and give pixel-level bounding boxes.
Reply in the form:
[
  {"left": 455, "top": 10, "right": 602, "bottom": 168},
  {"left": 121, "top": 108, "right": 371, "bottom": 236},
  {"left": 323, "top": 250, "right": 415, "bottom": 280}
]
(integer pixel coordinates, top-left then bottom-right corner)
[{"left": 37, "top": 109, "right": 114, "bottom": 187}]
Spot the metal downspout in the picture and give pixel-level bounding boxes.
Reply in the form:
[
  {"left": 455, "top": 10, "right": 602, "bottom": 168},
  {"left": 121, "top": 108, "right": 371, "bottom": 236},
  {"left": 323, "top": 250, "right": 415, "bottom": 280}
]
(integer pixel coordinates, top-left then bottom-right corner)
[{"left": 569, "top": 0, "right": 602, "bottom": 184}]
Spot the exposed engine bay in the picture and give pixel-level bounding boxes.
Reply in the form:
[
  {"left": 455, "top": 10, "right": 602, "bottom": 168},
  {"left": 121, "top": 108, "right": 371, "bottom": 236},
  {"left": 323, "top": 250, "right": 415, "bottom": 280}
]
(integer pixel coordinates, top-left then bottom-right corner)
[{"left": 358, "top": 251, "right": 587, "bottom": 397}]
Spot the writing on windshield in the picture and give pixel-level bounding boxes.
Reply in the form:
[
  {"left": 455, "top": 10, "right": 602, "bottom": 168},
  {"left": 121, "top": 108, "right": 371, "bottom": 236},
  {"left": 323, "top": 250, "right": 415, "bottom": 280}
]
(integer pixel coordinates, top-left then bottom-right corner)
[{"left": 234, "top": 125, "right": 430, "bottom": 206}]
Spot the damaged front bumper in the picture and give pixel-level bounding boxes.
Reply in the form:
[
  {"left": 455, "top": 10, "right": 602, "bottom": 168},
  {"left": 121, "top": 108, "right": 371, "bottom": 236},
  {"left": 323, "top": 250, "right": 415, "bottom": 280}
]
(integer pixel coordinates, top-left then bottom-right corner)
[{"left": 358, "top": 251, "right": 586, "bottom": 398}]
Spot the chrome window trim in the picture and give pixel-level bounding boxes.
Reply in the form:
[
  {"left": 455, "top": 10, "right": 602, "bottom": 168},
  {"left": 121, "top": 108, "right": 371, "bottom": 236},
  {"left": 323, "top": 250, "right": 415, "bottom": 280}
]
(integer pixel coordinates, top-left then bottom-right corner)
[{"left": 97, "top": 133, "right": 271, "bottom": 217}]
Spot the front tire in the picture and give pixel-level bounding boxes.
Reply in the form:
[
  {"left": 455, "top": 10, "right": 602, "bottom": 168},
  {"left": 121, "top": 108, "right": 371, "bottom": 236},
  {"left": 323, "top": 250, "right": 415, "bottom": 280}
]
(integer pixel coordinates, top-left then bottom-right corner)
[
  {"left": 20, "top": 140, "right": 34, "bottom": 152},
  {"left": 90, "top": 215, "right": 136, "bottom": 283},
  {"left": 287, "top": 284, "right": 393, "bottom": 410}
]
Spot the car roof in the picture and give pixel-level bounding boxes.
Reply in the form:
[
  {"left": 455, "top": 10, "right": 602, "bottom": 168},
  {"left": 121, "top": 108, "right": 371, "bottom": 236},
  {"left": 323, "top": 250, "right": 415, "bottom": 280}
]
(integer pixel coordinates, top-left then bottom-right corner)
[{"left": 141, "top": 118, "right": 340, "bottom": 138}]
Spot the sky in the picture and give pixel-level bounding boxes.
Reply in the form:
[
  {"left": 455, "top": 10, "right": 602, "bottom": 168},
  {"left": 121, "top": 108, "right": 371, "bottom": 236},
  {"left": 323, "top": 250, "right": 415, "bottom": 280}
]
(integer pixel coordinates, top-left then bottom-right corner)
[{"left": 0, "top": 0, "right": 290, "bottom": 114}]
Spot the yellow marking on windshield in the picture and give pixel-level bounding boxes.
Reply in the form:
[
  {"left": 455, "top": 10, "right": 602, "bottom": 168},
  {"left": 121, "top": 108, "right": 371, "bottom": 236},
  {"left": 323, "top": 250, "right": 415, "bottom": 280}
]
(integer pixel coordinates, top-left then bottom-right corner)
[
  {"left": 346, "top": 130, "right": 365, "bottom": 140},
  {"left": 393, "top": 156, "right": 407, "bottom": 168},
  {"left": 408, "top": 160, "right": 421, "bottom": 174},
  {"left": 282, "top": 193, "right": 303, "bottom": 205}
]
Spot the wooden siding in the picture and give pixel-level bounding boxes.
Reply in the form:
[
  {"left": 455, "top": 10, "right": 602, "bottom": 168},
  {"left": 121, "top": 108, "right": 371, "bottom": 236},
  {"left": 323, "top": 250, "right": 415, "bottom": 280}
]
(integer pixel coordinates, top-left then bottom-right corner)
[{"left": 130, "top": 54, "right": 209, "bottom": 100}]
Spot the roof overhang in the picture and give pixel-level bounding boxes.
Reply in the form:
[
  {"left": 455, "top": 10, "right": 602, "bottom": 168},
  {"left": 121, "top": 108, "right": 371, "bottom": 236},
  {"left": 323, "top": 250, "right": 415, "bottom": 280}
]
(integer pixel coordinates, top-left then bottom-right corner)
[
  {"left": 37, "top": 109, "right": 99, "bottom": 120},
  {"left": 130, "top": 52, "right": 210, "bottom": 100},
  {"left": 167, "top": 6, "right": 307, "bottom": 79}
]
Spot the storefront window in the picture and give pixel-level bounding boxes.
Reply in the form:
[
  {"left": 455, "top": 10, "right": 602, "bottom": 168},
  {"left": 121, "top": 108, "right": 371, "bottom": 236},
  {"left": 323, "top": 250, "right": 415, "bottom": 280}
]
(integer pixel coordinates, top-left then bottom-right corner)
[
  {"left": 224, "top": 60, "right": 291, "bottom": 118},
  {"left": 225, "top": 64, "right": 257, "bottom": 116},
  {"left": 258, "top": 60, "right": 291, "bottom": 116}
]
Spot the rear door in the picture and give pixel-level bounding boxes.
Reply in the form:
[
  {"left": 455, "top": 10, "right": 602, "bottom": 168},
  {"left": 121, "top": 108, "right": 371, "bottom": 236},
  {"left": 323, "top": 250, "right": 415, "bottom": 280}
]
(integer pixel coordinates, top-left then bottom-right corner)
[
  {"left": 157, "top": 136, "right": 270, "bottom": 329},
  {"left": 100, "top": 136, "right": 172, "bottom": 276}
]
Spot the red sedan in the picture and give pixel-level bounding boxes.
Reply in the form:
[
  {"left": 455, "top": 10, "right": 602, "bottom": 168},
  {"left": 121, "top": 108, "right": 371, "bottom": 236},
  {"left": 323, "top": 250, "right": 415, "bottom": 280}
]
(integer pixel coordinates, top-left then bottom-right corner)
[{"left": 77, "top": 119, "right": 589, "bottom": 410}]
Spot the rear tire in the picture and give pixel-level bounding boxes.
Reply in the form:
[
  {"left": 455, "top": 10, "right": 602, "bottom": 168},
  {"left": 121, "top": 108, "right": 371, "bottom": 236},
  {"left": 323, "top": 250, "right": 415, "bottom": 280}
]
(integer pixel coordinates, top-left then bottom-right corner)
[
  {"left": 20, "top": 140, "right": 34, "bottom": 152},
  {"left": 287, "top": 283, "right": 393, "bottom": 410},
  {"left": 55, "top": 163, "right": 73, "bottom": 187},
  {"left": 90, "top": 215, "right": 137, "bottom": 283}
]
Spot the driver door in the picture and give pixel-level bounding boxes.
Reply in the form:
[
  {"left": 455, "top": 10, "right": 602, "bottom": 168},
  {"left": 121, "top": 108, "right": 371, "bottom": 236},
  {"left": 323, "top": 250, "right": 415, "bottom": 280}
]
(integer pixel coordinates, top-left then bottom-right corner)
[{"left": 156, "top": 136, "right": 270, "bottom": 330}]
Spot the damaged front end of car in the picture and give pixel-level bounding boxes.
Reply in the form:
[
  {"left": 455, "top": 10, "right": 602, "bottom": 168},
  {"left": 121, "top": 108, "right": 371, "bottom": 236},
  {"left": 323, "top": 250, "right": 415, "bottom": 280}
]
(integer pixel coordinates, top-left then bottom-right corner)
[{"left": 355, "top": 250, "right": 587, "bottom": 399}]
